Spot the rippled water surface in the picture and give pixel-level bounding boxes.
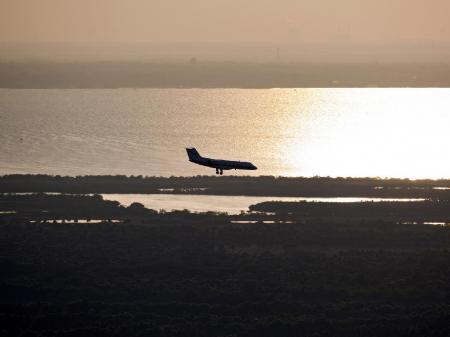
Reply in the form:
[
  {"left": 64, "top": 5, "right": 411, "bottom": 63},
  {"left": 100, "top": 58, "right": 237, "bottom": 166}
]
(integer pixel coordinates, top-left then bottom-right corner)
[{"left": 1, "top": 88, "right": 449, "bottom": 178}]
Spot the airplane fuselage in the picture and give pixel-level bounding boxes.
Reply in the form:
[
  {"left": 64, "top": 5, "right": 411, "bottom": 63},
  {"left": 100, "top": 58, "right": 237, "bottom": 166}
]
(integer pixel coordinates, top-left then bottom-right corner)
[
  {"left": 186, "top": 148, "right": 257, "bottom": 174},
  {"left": 191, "top": 157, "right": 256, "bottom": 170}
]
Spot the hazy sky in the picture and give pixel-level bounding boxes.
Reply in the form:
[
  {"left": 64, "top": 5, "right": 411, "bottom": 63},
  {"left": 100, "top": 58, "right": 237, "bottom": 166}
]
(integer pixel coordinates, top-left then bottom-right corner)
[{"left": 1, "top": 0, "right": 450, "bottom": 45}]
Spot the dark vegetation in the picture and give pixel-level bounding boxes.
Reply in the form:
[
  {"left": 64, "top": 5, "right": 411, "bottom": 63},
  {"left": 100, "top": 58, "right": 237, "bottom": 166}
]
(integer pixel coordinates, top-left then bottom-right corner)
[
  {"left": 1, "top": 61, "right": 450, "bottom": 88},
  {"left": 2, "top": 222, "right": 450, "bottom": 337},
  {"left": 0, "top": 193, "right": 228, "bottom": 226},
  {"left": 250, "top": 200, "right": 450, "bottom": 223},
  {"left": 1, "top": 190, "right": 450, "bottom": 336},
  {"left": 1, "top": 174, "right": 450, "bottom": 198}
]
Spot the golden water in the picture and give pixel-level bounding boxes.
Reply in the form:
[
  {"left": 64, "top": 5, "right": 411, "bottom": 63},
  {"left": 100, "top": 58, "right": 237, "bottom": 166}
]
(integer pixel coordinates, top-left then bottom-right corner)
[{"left": 1, "top": 88, "right": 449, "bottom": 178}]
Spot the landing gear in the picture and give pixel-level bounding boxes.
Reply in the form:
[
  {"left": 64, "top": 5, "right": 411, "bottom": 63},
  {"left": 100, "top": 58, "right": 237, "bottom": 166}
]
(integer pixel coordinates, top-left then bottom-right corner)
[
  {"left": 216, "top": 169, "right": 223, "bottom": 175},
  {"left": 220, "top": 169, "right": 223, "bottom": 175},
  {"left": 216, "top": 169, "right": 219, "bottom": 174}
]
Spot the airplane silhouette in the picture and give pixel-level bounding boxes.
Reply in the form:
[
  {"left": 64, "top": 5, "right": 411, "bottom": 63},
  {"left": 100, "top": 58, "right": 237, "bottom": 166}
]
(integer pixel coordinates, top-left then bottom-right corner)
[{"left": 186, "top": 148, "right": 257, "bottom": 175}]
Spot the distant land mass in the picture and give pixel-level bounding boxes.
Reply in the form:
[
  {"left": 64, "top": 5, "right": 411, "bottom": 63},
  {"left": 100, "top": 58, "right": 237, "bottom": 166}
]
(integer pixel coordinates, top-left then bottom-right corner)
[
  {"left": 1, "top": 175, "right": 450, "bottom": 198},
  {"left": 1, "top": 61, "right": 450, "bottom": 88}
]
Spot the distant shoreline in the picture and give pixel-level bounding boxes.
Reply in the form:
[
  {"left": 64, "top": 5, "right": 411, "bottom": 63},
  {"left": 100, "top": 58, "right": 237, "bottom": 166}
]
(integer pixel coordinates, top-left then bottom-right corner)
[
  {"left": 2, "top": 61, "right": 450, "bottom": 88},
  {"left": 1, "top": 175, "right": 449, "bottom": 198}
]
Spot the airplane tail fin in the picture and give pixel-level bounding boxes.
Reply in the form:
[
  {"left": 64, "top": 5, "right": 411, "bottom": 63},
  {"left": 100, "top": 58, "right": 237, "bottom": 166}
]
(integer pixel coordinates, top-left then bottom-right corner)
[{"left": 186, "top": 148, "right": 202, "bottom": 161}]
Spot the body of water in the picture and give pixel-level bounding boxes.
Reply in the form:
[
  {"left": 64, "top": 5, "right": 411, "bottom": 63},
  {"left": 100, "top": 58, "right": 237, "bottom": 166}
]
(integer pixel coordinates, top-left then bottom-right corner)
[
  {"left": 101, "top": 194, "right": 425, "bottom": 214},
  {"left": 1, "top": 88, "right": 449, "bottom": 178}
]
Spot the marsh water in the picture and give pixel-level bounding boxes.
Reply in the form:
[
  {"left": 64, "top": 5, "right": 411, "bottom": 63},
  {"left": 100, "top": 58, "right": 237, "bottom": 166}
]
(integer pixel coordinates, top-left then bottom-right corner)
[
  {"left": 101, "top": 194, "right": 425, "bottom": 214},
  {"left": 1, "top": 88, "right": 449, "bottom": 178}
]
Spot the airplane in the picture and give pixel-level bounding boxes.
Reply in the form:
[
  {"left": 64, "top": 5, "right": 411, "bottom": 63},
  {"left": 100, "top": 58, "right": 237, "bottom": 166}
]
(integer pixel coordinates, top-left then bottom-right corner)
[{"left": 186, "top": 148, "right": 257, "bottom": 175}]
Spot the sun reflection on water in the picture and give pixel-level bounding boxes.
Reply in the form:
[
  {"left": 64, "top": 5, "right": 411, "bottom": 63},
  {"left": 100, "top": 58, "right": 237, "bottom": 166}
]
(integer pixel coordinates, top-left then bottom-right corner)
[{"left": 277, "top": 89, "right": 450, "bottom": 179}]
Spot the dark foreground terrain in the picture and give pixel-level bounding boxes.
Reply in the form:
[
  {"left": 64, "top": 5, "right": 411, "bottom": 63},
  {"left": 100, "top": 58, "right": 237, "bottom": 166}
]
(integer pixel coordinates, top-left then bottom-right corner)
[
  {"left": 1, "top": 189, "right": 450, "bottom": 337},
  {"left": 2, "top": 221, "right": 450, "bottom": 337}
]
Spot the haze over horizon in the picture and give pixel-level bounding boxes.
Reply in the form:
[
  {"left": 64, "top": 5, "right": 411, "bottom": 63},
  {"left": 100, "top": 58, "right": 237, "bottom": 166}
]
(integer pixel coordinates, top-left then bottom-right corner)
[{"left": 1, "top": 0, "right": 450, "bottom": 62}]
